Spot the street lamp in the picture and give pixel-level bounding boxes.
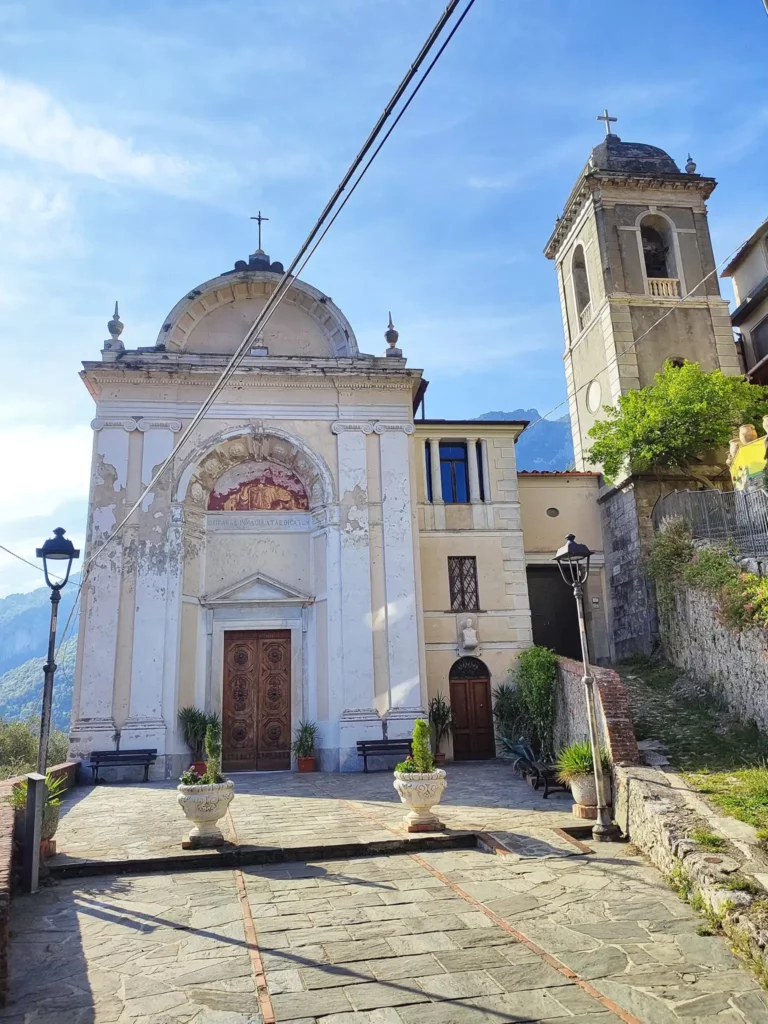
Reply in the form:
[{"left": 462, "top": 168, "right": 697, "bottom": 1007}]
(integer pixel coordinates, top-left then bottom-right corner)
[
  {"left": 35, "top": 528, "right": 79, "bottom": 774},
  {"left": 554, "top": 533, "right": 620, "bottom": 842}
]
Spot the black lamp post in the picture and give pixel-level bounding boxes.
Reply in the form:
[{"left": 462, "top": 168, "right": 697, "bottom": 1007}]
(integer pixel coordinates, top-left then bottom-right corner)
[
  {"left": 35, "top": 528, "right": 79, "bottom": 775},
  {"left": 554, "top": 533, "right": 620, "bottom": 842}
]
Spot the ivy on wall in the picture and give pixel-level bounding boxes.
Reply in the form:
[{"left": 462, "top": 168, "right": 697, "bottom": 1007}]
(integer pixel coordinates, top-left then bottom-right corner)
[{"left": 648, "top": 518, "right": 768, "bottom": 630}]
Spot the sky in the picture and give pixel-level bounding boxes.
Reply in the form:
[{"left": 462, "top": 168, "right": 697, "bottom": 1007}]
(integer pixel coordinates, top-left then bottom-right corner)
[{"left": 1, "top": 0, "right": 767, "bottom": 598}]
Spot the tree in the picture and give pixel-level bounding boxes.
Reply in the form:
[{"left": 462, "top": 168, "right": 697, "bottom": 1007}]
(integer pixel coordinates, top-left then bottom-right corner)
[{"left": 586, "top": 361, "right": 768, "bottom": 486}]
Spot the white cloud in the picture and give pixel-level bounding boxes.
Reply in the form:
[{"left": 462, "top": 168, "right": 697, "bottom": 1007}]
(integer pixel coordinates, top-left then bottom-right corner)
[{"left": 0, "top": 74, "right": 207, "bottom": 193}]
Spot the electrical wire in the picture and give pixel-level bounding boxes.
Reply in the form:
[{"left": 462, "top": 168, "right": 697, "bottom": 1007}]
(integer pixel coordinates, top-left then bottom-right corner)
[
  {"left": 0, "top": 543, "right": 54, "bottom": 578},
  {"left": 48, "top": 0, "right": 477, "bottom": 656}
]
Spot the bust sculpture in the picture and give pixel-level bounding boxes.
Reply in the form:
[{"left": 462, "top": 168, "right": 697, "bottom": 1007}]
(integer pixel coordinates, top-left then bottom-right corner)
[{"left": 460, "top": 619, "right": 478, "bottom": 652}]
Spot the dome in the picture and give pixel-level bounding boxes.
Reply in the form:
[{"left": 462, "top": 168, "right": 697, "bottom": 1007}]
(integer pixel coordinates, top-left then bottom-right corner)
[
  {"left": 155, "top": 265, "right": 358, "bottom": 358},
  {"left": 589, "top": 134, "right": 681, "bottom": 176}
]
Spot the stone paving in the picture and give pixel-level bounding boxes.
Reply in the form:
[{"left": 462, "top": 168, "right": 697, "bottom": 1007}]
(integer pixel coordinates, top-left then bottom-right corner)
[
  {"left": 48, "top": 763, "right": 578, "bottom": 868},
  {"left": 2, "top": 764, "right": 767, "bottom": 1023}
]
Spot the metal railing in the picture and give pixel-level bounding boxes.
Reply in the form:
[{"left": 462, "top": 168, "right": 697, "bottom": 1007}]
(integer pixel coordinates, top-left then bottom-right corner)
[
  {"left": 652, "top": 488, "right": 768, "bottom": 560},
  {"left": 647, "top": 277, "right": 680, "bottom": 298}
]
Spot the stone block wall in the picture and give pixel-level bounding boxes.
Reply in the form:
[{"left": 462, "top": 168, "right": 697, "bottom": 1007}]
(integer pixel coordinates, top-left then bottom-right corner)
[
  {"left": 0, "top": 802, "right": 12, "bottom": 1006},
  {"left": 554, "top": 657, "right": 639, "bottom": 763},
  {"left": 661, "top": 587, "right": 768, "bottom": 733}
]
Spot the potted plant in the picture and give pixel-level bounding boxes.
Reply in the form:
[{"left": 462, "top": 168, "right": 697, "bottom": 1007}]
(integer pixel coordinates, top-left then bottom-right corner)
[
  {"left": 9, "top": 771, "right": 67, "bottom": 855},
  {"left": 393, "top": 719, "right": 447, "bottom": 832},
  {"left": 178, "top": 706, "right": 210, "bottom": 775},
  {"left": 555, "top": 740, "right": 612, "bottom": 808},
  {"left": 292, "top": 720, "right": 318, "bottom": 772},
  {"left": 428, "top": 693, "right": 455, "bottom": 767},
  {"left": 177, "top": 718, "right": 234, "bottom": 847}
]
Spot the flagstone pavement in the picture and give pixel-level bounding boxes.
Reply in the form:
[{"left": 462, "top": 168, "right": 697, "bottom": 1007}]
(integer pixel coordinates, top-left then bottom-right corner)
[{"left": 2, "top": 763, "right": 767, "bottom": 1023}]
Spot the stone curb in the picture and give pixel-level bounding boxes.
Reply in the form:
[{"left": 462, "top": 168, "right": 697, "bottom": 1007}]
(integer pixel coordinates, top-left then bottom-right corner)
[
  {"left": 47, "top": 831, "right": 479, "bottom": 880},
  {"left": 614, "top": 764, "right": 768, "bottom": 981}
]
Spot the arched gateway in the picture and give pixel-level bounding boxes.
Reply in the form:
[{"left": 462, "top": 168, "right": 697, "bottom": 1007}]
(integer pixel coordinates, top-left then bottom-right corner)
[{"left": 449, "top": 657, "right": 495, "bottom": 761}]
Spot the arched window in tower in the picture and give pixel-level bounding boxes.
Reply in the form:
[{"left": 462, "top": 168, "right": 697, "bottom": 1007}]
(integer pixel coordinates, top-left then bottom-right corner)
[
  {"left": 571, "top": 245, "right": 592, "bottom": 332},
  {"left": 640, "top": 215, "right": 680, "bottom": 297}
]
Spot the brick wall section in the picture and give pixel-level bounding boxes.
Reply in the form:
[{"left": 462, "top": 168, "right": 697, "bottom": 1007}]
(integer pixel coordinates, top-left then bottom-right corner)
[
  {"left": 554, "top": 657, "right": 639, "bottom": 764},
  {"left": 0, "top": 802, "right": 13, "bottom": 1006}
]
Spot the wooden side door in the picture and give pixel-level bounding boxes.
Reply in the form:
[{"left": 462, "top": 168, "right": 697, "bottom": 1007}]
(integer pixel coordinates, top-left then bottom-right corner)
[
  {"left": 450, "top": 668, "right": 495, "bottom": 761},
  {"left": 222, "top": 630, "right": 291, "bottom": 772}
]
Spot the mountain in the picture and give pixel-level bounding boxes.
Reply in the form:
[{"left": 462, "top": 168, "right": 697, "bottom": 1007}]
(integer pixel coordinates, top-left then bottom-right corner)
[
  {"left": 0, "top": 579, "right": 80, "bottom": 728},
  {"left": 0, "top": 636, "right": 77, "bottom": 730},
  {"left": 477, "top": 409, "right": 574, "bottom": 472}
]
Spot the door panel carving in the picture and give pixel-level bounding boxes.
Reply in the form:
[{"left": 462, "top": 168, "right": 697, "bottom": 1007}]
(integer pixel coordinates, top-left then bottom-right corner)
[
  {"left": 223, "top": 630, "right": 291, "bottom": 771},
  {"left": 449, "top": 658, "right": 494, "bottom": 761}
]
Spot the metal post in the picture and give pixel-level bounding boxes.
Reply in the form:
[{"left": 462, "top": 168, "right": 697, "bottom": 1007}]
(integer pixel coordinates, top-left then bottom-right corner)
[
  {"left": 37, "top": 586, "right": 61, "bottom": 776},
  {"left": 21, "top": 772, "right": 46, "bottom": 894},
  {"left": 574, "top": 582, "right": 621, "bottom": 842}
]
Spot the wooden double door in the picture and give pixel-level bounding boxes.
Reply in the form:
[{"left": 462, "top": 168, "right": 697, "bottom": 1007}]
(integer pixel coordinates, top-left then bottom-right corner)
[
  {"left": 449, "top": 657, "right": 495, "bottom": 761},
  {"left": 222, "top": 630, "right": 291, "bottom": 771}
]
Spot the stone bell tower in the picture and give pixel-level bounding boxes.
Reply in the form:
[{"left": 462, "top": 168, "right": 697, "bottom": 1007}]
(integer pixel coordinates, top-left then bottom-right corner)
[
  {"left": 544, "top": 116, "right": 740, "bottom": 472},
  {"left": 544, "top": 116, "right": 740, "bottom": 658}
]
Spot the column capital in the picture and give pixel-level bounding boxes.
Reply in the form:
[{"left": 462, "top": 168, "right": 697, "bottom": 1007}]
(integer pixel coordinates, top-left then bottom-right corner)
[
  {"left": 373, "top": 422, "right": 414, "bottom": 435},
  {"left": 91, "top": 417, "right": 138, "bottom": 432},
  {"left": 137, "top": 418, "right": 182, "bottom": 433},
  {"left": 331, "top": 421, "right": 373, "bottom": 434}
]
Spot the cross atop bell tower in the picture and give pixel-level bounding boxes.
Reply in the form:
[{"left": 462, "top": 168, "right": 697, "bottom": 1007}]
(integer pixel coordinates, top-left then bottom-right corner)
[
  {"left": 250, "top": 210, "right": 269, "bottom": 253},
  {"left": 596, "top": 108, "right": 618, "bottom": 135}
]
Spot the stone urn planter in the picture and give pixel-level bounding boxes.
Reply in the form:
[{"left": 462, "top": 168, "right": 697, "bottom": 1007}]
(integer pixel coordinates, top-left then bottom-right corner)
[
  {"left": 393, "top": 769, "right": 447, "bottom": 832},
  {"left": 177, "top": 780, "right": 234, "bottom": 847},
  {"left": 569, "top": 774, "right": 597, "bottom": 808}
]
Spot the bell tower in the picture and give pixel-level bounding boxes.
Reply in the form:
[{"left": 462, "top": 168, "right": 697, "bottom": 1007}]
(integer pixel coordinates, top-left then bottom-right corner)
[{"left": 544, "top": 117, "right": 740, "bottom": 471}]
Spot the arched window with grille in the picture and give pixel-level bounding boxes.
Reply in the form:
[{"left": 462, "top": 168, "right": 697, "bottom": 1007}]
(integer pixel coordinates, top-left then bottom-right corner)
[{"left": 571, "top": 244, "right": 592, "bottom": 332}]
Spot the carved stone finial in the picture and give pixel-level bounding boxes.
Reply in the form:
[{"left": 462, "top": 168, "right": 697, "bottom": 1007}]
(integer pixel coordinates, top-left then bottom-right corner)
[
  {"left": 685, "top": 154, "right": 697, "bottom": 174},
  {"left": 384, "top": 312, "right": 402, "bottom": 357},
  {"left": 108, "top": 302, "right": 123, "bottom": 341}
]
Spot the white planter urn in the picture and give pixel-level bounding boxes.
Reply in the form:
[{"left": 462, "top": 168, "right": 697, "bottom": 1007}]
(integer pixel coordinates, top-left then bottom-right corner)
[
  {"left": 393, "top": 769, "right": 447, "bottom": 832},
  {"left": 570, "top": 774, "right": 597, "bottom": 807},
  {"left": 177, "top": 780, "right": 235, "bottom": 846}
]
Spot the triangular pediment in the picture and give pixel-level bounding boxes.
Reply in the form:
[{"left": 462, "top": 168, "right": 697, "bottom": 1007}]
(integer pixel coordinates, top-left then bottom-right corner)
[{"left": 203, "top": 571, "right": 313, "bottom": 606}]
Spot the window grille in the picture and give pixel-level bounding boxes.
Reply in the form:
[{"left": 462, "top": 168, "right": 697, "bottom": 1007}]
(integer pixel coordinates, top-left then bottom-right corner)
[{"left": 448, "top": 556, "right": 479, "bottom": 612}]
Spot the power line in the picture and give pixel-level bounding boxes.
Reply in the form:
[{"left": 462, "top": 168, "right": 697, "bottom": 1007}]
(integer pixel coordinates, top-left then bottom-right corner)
[
  {"left": 83, "top": 0, "right": 473, "bottom": 579},
  {"left": 54, "top": 0, "right": 477, "bottom": 654},
  {"left": 0, "top": 543, "right": 52, "bottom": 578}
]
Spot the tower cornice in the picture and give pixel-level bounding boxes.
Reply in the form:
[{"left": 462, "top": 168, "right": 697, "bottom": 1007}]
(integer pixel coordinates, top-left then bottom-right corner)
[{"left": 544, "top": 170, "right": 717, "bottom": 260}]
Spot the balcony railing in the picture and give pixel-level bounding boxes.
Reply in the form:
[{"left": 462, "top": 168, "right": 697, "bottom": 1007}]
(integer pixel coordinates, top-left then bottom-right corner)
[
  {"left": 647, "top": 277, "right": 680, "bottom": 298},
  {"left": 578, "top": 302, "right": 593, "bottom": 331}
]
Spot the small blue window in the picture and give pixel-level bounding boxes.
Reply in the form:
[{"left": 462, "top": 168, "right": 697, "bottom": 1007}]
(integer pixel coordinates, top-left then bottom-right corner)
[{"left": 440, "top": 443, "right": 469, "bottom": 503}]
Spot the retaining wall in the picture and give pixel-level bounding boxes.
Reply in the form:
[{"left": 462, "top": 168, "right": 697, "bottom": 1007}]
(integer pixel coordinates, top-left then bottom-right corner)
[
  {"left": 661, "top": 587, "right": 768, "bottom": 733},
  {"left": 554, "top": 657, "right": 639, "bottom": 763}
]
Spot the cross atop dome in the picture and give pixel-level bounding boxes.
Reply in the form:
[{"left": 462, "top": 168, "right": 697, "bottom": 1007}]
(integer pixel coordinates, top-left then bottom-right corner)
[
  {"left": 596, "top": 108, "right": 618, "bottom": 136},
  {"left": 250, "top": 210, "right": 269, "bottom": 254}
]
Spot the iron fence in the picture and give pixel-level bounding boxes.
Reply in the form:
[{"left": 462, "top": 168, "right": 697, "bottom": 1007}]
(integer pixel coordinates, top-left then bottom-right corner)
[{"left": 652, "top": 488, "right": 768, "bottom": 561}]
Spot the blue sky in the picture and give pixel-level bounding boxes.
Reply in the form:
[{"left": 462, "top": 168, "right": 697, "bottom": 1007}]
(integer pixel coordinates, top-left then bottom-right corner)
[{"left": 1, "top": 0, "right": 767, "bottom": 597}]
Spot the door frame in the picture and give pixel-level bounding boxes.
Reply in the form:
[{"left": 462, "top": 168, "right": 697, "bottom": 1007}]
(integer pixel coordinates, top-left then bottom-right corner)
[
  {"left": 209, "top": 605, "right": 306, "bottom": 768},
  {"left": 449, "top": 656, "right": 495, "bottom": 761}
]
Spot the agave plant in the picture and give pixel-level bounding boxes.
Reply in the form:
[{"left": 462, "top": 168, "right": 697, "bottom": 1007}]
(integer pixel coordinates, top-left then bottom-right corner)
[
  {"left": 178, "top": 707, "right": 209, "bottom": 761},
  {"left": 555, "top": 740, "right": 611, "bottom": 784}
]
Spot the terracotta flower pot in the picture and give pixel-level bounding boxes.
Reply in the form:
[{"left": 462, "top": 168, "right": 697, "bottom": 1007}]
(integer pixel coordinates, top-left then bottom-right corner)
[
  {"left": 297, "top": 756, "right": 316, "bottom": 773},
  {"left": 434, "top": 752, "right": 446, "bottom": 767},
  {"left": 393, "top": 769, "right": 447, "bottom": 831},
  {"left": 192, "top": 760, "right": 208, "bottom": 776}
]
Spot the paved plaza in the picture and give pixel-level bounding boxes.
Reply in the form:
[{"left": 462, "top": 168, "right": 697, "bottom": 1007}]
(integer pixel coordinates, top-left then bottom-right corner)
[{"left": 2, "top": 764, "right": 767, "bottom": 1023}]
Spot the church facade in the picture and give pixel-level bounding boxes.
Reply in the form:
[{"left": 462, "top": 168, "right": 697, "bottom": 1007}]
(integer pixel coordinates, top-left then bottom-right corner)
[{"left": 71, "top": 249, "right": 561, "bottom": 775}]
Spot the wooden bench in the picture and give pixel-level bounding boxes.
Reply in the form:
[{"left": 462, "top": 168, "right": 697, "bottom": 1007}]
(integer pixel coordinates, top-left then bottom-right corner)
[
  {"left": 356, "top": 739, "right": 412, "bottom": 773},
  {"left": 502, "top": 738, "right": 567, "bottom": 799},
  {"left": 88, "top": 749, "right": 158, "bottom": 784}
]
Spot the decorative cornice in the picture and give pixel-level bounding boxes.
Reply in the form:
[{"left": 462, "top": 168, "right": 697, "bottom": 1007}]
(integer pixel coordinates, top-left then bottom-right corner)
[
  {"left": 137, "top": 419, "right": 182, "bottom": 432},
  {"left": 91, "top": 417, "right": 137, "bottom": 432},
  {"left": 332, "top": 421, "right": 374, "bottom": 434},
  {"left": 84, "top": 375, "right": 417, "bottom": 392},
  {"left": 373, "top": 422, "right": 415, "bottom": 434}
]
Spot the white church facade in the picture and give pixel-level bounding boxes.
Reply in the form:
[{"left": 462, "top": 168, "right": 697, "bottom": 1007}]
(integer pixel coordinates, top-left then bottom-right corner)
[{"left": 71, "top": 247, "right": 596, "bottom": 775}]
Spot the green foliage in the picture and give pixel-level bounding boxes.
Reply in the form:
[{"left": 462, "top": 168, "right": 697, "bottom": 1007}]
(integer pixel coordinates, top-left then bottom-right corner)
[
  {"left": 0, "top": 717, "right": 69, "bottom": 780},
  {"left": 686, "top": 766, "right": 768, "bottom": 844},
  {"left": 724, "top": 876, "right": 763, "bottom": 895},
  {"left": 507, "top": 646, "right": 558, "bottom": 755},
  {"left": 586, "top": 361, "right": 768, "bottom": 482},
  {"left": 492, "top": 682, "right": 531, "bottom": 743},
  {"left": 647, "top": 517, "right": 768, "bottom": 631},
  {"left": 395, "top": 719, "right": 435, "bottom": 773},
  {"left": 292, "top": 720, "right": 317, "bottom": 758},
  {"left": 428, "top": 693, "right": 455, "bottom": 753},
  {"left": 555, "top": 739, "right": 611, "bottom": 783},
  {"left": 0, "top": 635, "right": 77, "bottom": 730},
  {"left": 691, "top": 827, "right": 726, "bottom": 851},
  {"left": 667, "top": 864, "right": 694, "bottom": 902},
  {"left": 8, "top": 770, "right": 67, "bottom": 810},
  {"left": 177, "top": 706, "right": 212, "bottom": 760},
  {"left": 202, "top": 717, "right": 224, "bottom": 784},
  {"left": 179, "top": 766, "right": 203, "bottom": 785}
]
